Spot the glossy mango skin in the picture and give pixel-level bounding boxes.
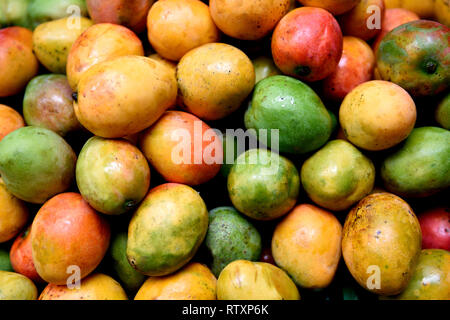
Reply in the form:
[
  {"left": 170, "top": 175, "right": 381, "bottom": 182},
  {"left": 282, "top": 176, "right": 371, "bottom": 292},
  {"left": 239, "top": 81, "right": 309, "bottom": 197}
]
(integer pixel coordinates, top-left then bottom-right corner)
[
  {"left": 23, "top": 74, "right": 80, "bottom": 136},
  {"left": 435, "top": 92, "right": 450, "bottom": 130},
  {"left": 135, "top": 263, "right": 217, "bottom": 300},
  {"left": 339, "top": 0, "right": 385, "bottom": 41},
  {"left": 76, "top": 136, "right": 150, "bottom": 215},
  {"left": 246, "top": 75, "right": 333, "bottom": 154},
  {"left": 147, "top": 0, "right": 219, "bottom": 61},
  {"left": 76, "top": 55, "right": 177, "bottom": 138},
  {"left": 177, "top": 43, "right": 255, "bottom": 120},
  {"left": 297, "top": 0, "right": 360, "bottom": 15},
  {"left": 339, "top": 80, "right": 416, "bottom": 151},
  {"left": 435, "top": 0, "right": 450, "bottom": 27},
  {"left": 342, "top": 193, "right": 422, "bottom": 295},
  {"left": 388, "top": 249, "right": 450, "bottom": 300},
  {"left": 323, "top": 36, "right": 376, "bottom": 101},
  {"left": 0, "top": 126, "right": 76, "bottom": 204},
  {"left": 31, "top": 193, "right": 110, "bottom": 284},
  {"left": 39, "top": 273, "right": 128, "bottom": 300},
  {"left": 210, "top": 0, "right": 291, "bottom": 40},
  {"left": 0, "top": 27, "right": 38, "bottom": 97},
  {"left": 372, "top": 8, "right": 419, "bottom": 53},
  {"left": 272, "top": 204, "right": 342, "bottom": 289},
  {"left": 206, "top": 207, "right": 262, "bottom": 277},
  {"left": 217, "top": 260, "right": 300, "bottom": 300},
  {"left": 301, "top": 140, "right": 375, "bottom": 211},
  {"left": 227, "top": 149, "right": 300, "bottom": 221},
  {"left": 381, "top": 127, "right": 450, "bottom": 198},
  {"left": 127, "top": 183, "right": 209, "bottom": 276},
  {"left": 139, "top": 111, "right": 222, "bottom": 186},
  {"left": 28, "top": 0, "right": 88, "bottom": 29},
  {"left": 10, "top": 227, "right": 42, "bottom": 283},
  {"left": 87, "top": 0, "right": 153, "bottom": 34},
  {"left": 376, "top": 20, "right": 450, "bottom": 97},
  {"left": 271, "top": 7, "right": 343, "bottom": 82},
  {"left": 0, "top": 178, "right": 28, "bottom": 243},
  {"left": 0, "top": 271, "right": 37, "bottom": 300},
  {"left": 32, "top": 17, "right": 93, "bottom": 74},
  {"left": 0, "top": 104, "right": 24, "bottom": 141},
  {"left": 66, "top": 23, "right": 144, "bottom": 91},
  {"left": 110, "top": 232, "right": 145, "bottom": 292}
]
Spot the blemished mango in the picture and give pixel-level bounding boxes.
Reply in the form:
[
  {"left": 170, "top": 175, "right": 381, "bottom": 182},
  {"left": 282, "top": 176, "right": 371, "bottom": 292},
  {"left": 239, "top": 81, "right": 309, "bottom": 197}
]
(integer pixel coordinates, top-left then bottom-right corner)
[{"left": 342, "top": 193, "right": 422, "bottom": 295}]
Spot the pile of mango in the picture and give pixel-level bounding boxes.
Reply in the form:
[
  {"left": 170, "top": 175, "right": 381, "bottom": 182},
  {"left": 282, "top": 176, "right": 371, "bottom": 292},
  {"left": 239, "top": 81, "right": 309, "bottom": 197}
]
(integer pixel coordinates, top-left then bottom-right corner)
[{"left": 0, "top": 0, "right": 449, "bottom": 301}]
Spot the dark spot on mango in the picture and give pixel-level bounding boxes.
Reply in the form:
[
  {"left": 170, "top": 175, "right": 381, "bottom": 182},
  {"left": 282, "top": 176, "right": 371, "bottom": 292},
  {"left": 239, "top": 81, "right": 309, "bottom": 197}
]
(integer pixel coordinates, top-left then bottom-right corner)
[{"left": 294, "top": 65, "right": 311, "bottom": 77}]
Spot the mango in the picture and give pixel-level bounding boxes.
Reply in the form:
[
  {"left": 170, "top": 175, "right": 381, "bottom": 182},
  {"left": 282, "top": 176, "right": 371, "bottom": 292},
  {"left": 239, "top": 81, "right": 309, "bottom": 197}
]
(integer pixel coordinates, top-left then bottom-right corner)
[
  {"left": 135, "top": 263, "right": 217, "bottom": 300},
  {"left": 39, "top": 273, "right": 128, "bottom": 300},
  {"left": 66, "top": 23, "right": 144, "bottom": 91},
  {"left": 147, "top": 0, "right": 219, "bottom": 61},
  {"left": 139, "top": 111, "right": 221, "bottom": 186},
  {"left": 339, "top": 0, "right": 385, "bottom": 41},
  {"left": 0, "top": 0, "right": 31, "bottom": 29},
  {"left": 217, "top": 260, "right": 300, "bottom": 300},
  {"left": 252, "top": 56, "right": 281, "bottom": 84},
  {"left": 246, "top": 75, "right": 333, "bottom": 154},
  {"left": 381, "top": 127, "right": 450, "bottom": 198},
  {"left": 31, "top": 193, "right": 110, "bottom": 284},
  {"left": 76, "top": 55, "right": 177, "bottom": 138},
  {"left": 435, "top": 0, "right": 450, "bottom": 27},
  {"left": 0, "top": 126, "right": 76, "bottom": 204},
  {"left": 339, "top": 80, "right": 416, "bottom": 151},
  {"left": 301, "top": 140, "right": 375, "bottom": 211},
  {"left": 0, "top": 271, "right": 37, "bottom": 300},
  {"left": 87, "top": 0, "right": 153, "bottom": 34},
  {"left": 272, "top": 204, "right": 342, "bottom": 288},
  {"left": 384, "top": 0, "right": 435, "bottom": 18},
  {"left": 0, "top": 27, "right": 38, "bottom": 97},
  {"left": 342, "top": 193, "right": 422, "bottom": 295},
  {"left": 271, "top": 7, "right": 343, "bottom": 82},
  {"left": 227, "top": 149, "right": 300, "bottom": 221},
  {"left": 435, "top": 93, "right": 450, "bottom": 129},
  {"left": 296, "top": 0, "right": 360, "bottom": 15},
  {"left": 205, "top": 207, "right": 261, "bottom": 277},
  {"left": 10, "top": 227, "right": 43, "bottom": 283},
  {"left": 387, "top": 249, "right": 450, "bottom": 300},
  {"left": 177, "top": 43, "right": 255, "bottom": 120},
  {"left": 377, "top": 20, "right": 450, "bottom": 97},
  {"left": 76, "top": 136, "right": 150, "bottom": 215},
  {"left": 110, "top": 232, "right": 145, "bottom": 292},
  {"left": 0, "top": 178, "right": 28, "bottom": 243},
  {"left": 210, "top": 0, "right": 291, "bottom": 40},
  {"left": 23, "top": 74, "right": 81, "bottom": 136},
  {"left": 127, "top": 183, "right": 209, "bottom": 276},
  {"left": 32, "top": 17, "right": 92, "bottom": 74},
  {"left": 28, "top": 0, "right": 88, "bottom": 29},
  {"left": 0, "top": 104, "right": 24, "bottom": 141}
]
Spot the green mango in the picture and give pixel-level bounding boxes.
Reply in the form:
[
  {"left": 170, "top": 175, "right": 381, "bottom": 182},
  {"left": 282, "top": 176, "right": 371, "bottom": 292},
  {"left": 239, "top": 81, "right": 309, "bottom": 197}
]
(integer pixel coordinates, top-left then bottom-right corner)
[
  {"left": 386, "top": 249, "right": 450, "bottom": 300},
  {"left": 381, "top": 127, "right": 450, "bottom": 197},
  {"left": 301, "top": 139, "right": 375, "bottom": 211},
  {"left": 0, "top": 0, "right": 31, "bottom": 29},
  {"left": 127, "top": 183, "right": 209, "bottom": 276},
  {"left": 205, "top": 206, "right": 261, "bottom": 277},
  {"left": 0, "top": 126, "right": 76, "bottom": 204},
  {"left": 245, "top": 75, "right": 333, "bottom": 154},
  {"left": 0, "top": 248, "right": 13, "bottom": 272},
  {"left": 436, "top": 92, "right": 450, "bottom": 130},
  {"left": 110, "top": 232, "right": 145, "bottom": 292},
  {"left": 28, "top": 0, "right": 87, "bottom": 28},
  {"left": 227, "top": 148, "right": 300, "bottom": 220},
  {"left": 0, "top": 271, "right": 37, "bottom": 300}
]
